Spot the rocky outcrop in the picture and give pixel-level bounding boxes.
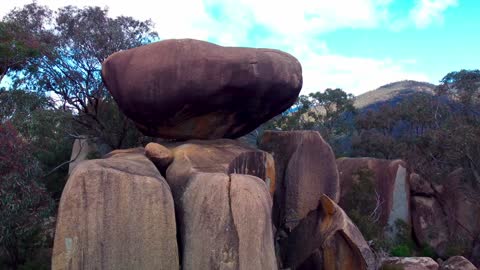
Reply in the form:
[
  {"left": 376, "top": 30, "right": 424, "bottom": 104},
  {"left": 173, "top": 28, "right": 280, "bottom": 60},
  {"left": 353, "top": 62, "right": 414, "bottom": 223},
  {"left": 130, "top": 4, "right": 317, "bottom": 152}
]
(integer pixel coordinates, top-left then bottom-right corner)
[
  {"left": 411, "top": 196, "right": 449, "bottom": 255},
  {"left": 410, "top": 169, "right": 480, "bottom": 262},
  {"left": 336, "top": 158, "right": 410, "bottom": 229},
  {"left": 165, "top": 139, "right": 277, "bottom": 270},
  {"left": 440, "top": 256, "right": 477, "bottom": 270},
  {"left": 282, "top": 195, "right": 376, "bottom": 270},
  {"left": 165, "top": 139, "right": 275, "bottom": 196},
  {"left": 258, "top": 131, "right": 372, "bottom": 269},
  {"left": 102, "top": 38, "right": 302, "bottom": 140},
  {"left": 52, "top": 149, "right": 179, "bottom": 270},
  {"left": 381, "top": 257, "right": 439, "bottom": 270},
  {"left": 259, "top": 130, "right": 339, "bottom": 232}
]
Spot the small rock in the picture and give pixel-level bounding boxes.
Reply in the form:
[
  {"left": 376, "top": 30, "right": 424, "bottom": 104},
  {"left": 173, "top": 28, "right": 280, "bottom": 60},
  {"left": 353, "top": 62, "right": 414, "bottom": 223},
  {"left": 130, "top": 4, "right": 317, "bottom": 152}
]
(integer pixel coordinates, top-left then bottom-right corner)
[
  {"left": 381, "top": 257, "right": 439, "bottom": 270},
  {"left": 440, "top": 256, "right": 476, "bottom": 270},
  {"left": 145, "top": 142, "right": 174, "bottom": 174}
]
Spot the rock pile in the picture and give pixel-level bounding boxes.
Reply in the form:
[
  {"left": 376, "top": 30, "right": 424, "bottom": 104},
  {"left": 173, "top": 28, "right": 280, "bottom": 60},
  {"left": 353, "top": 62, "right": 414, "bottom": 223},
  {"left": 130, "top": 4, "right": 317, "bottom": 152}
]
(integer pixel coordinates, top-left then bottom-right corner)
[{"left": 53, "top": 38, "right": 377, "bottom": 270}]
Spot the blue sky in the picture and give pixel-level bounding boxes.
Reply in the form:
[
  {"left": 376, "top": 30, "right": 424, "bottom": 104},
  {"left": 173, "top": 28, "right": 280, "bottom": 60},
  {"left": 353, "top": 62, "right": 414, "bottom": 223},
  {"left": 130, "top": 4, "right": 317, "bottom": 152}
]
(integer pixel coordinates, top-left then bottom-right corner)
[{"left": 1, "top": 0, "right": 478, "bottom": 95}]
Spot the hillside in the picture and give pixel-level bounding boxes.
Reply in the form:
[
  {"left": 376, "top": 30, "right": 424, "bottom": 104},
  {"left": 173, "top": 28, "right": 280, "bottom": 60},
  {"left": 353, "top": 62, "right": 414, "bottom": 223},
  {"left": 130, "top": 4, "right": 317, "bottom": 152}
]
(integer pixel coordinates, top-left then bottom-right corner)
[{"left": 355, "top": 80, "right": 436, "bottom": 109}]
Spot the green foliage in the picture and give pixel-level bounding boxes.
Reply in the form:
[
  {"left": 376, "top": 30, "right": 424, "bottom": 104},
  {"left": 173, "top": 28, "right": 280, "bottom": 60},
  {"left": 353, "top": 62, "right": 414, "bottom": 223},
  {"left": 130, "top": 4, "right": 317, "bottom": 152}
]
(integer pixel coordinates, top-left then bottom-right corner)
[
  {"left": 390, "top": 245, "right": 412, "bottom": 257},
  {"left": 5, "top": 3, "right": 157, "bottom": 150},
  {"left": 420, "top": 245, "right": 437, "bottom": 258},
  {"left": 343, "top": 167, "right": 384, "bottom": 242},
  {"left": 266, "top": 88, "right": 356, "bottom": 155},
  {"left": 0, "top": 89, "right": 74, "bottom": 199},
  {"left": 354, "top": 70, "right": 480, "bottom": 186},
  {"left": 0, "top": 122, "right": 54, "bottom": 270},
  {"left": 0, "top": 3, "right": 53, "bottom": 83},
  {"left": 380, "top": 265, "right": 404, "bottom": 270}
]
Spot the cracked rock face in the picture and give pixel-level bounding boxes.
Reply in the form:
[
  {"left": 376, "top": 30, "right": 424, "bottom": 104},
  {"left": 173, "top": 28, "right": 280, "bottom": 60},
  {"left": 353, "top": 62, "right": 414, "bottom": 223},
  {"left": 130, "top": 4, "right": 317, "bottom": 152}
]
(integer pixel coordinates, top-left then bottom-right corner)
[
  {"left": 165, "top": 139, "right": 277, "bottom": 270},
  {"left": 52, "top": 149, "right": 179, "bottom": 270},
  {"left": 101, "top": 38, "right": 302, "bottom": 140},
  {"left": 283, "top": 195, "right": 376, "bottom": 270},
  {"left": 259, "top": 130, "right": 340, "bottom": 232}
]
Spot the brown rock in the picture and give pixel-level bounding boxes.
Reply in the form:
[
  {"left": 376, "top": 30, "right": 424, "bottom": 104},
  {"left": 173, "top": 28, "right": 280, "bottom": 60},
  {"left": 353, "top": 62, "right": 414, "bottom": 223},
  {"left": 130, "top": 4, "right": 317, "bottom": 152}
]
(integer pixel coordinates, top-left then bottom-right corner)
[
  {"left": 259, "top": 130, "right": 339, "bottom": 231},
  {"left": 145, "top": 142, "right": 173, "bottom": 174},
  {"left": 440, "top": 256, "right": 477, "bottom": 270},
  {"left": 68, "top": 137, "right": 94, "bottom": 173},
  {"left": 52, "top": 150, "right": 179, "bottom": 270},
  {"left": 102, "top": 38, "right": 302, "bottom": 140},
  {"left": 411, "top": 196, "right": 449, "bottom": 255},
  {"left": 282, "top": 195, "right": 376, "bottom": 270},
  {"left": 166, "top": 139, "right": 277, "bottom": 269},
  {"left": 336, "top": 158, "right": 410, "bottom": 229},
  {"left": 410, "top": 173, "right": 434, "bottom": 196},
  {"left": 381, "top": 257, "right": 439, "bottom": 270},
  {"left": 166, "top": 139, "right": 275, "bottom": 196},
  {"left": 438, "top": 169, "right": 480, "bottom": 257}
]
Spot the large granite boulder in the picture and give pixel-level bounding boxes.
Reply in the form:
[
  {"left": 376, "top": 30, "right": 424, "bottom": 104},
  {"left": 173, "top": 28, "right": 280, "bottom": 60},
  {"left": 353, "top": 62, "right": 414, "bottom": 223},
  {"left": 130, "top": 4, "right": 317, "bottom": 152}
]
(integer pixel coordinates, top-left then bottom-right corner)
[
  {"left": 165, "top": 139, "right": 277, "bottom": 269},
  {"left": 336, "top": 158, "right": 410, "bottom": 229},
  {"left": 258, "top": 130, "right": 339, "bottom": 232},
  {"left": 282, "top": 195, "right": 376, "bottom": 270},
  {"left": 102, "top": 39, "right": 302, "bottom": 140},
  {"left": 52, "top": 148, "right": 179, "bottom": 270}
]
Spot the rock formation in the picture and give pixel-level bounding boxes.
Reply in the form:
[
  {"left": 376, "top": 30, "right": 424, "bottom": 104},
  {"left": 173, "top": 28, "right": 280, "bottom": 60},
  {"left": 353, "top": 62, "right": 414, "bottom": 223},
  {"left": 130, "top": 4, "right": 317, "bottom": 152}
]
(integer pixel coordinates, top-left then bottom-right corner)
[
  {"left": 336, "top": 158, "right": 410, "bottom": 230},
  {"left": 408, "top": 169, "right": 480, "bottom": 263},
  {"left": 259, "top": 131, "right": 375, "bottom": 269},
  {"left": 54, "top": 38, "right": 382, "bottom": 270},
  {"left": 259, "top": 130, "right": 340, "bottom": 231},
  {"left": 102, "top": 38, "right": 302, "bottom": 140},
  {"left": 282, "top": 195, "right": 376, "bottom": 270},
  {"left": 52, "top": 148, "right": 179, "bottom": 270},
  {"left": 164, "top": 139, "right": 277, "bottom": 269}
]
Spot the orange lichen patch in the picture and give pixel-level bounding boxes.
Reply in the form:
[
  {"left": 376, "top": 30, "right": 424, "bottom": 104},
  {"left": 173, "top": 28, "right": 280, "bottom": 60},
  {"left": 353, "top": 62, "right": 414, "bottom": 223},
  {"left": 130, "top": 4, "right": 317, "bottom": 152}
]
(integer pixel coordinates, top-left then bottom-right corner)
[{"left": 265, "top": 154, "right": 276, "bottom": 196}]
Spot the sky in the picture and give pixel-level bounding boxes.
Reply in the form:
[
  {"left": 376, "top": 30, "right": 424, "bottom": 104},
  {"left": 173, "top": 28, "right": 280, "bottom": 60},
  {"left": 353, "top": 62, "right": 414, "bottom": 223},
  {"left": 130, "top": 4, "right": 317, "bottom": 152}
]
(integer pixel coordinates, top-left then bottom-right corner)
[{"left": 1, "top": 0, "right": 478, "bottom": 95}]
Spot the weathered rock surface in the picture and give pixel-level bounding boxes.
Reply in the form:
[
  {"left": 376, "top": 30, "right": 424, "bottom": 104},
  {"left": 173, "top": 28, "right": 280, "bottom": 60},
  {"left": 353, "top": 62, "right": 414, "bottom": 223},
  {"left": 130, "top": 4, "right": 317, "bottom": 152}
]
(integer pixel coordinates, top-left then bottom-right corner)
[
  {"left": 411, "top": 196, "right": 449, "bottom": 255},
  {"left": 52, "top": 149, "right": 179, "bottom": 270},
  {"left": 145, "top": 142, "right": 173, "bottom": 174},
  {"left": 166, "top": 139, "right": 277, "bottom": 269},
  {"left": 410, "top": 173, "right": 434, "bottom": 196},
  {"left": 282, "top": 195, "right": 376, "bottom": 270},
  {"left": 440, "top": 256, "right": 477, "bottom": 270},
  {"left": 336, "top": 157, "right": 410, "bottom": 229},
  {"left": 102, "top": 38, "right": 302, "bottom": 140},
  {"left": 259, "top": 130, "right": 339, "bottom": 232},
  {"left": 410, "top": 168, "right": 480, "bottom": 261},
  {"left": 166, "top": 139, "right": 275, "bottom": 196},
  {"left": 381, "top": 257, "right": 439, "bottom": 270}
]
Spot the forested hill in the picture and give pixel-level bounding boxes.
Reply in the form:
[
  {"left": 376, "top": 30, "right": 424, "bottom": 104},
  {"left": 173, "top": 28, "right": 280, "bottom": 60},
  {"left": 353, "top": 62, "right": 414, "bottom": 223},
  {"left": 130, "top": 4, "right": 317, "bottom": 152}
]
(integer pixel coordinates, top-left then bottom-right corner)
[{"left": 354, "top": 80, "right": 436, "bottom": 109}]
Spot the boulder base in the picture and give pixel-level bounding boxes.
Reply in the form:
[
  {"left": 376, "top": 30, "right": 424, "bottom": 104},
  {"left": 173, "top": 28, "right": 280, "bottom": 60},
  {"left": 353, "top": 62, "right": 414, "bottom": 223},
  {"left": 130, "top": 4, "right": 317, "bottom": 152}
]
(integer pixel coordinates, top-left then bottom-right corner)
[{"left": 52, "top": 149, "right": 179, "bottom": 270}]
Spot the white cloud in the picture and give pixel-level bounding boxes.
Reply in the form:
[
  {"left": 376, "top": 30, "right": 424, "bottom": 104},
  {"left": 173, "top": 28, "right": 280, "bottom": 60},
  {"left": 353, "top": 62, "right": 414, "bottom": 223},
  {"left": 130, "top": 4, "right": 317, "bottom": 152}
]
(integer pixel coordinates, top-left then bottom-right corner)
[
  {"left": 291, "top": 44, "right": 430, "bottom": 95},
  {"left": 0, "top": 0, "right": 434, "bottom": 95},
  {"left": 410, "top": 0, "right": 458, "bottom": 28}
]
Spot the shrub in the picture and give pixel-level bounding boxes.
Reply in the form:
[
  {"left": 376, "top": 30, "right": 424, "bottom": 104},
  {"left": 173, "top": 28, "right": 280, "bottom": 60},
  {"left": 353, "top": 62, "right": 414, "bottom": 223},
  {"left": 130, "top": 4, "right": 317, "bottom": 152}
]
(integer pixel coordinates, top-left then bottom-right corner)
[{"left": 0, "top": 122, "right": 54, "bottom": 269}]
